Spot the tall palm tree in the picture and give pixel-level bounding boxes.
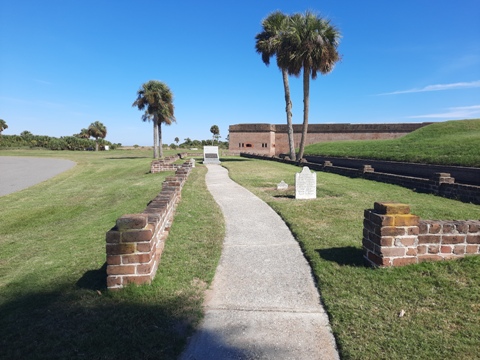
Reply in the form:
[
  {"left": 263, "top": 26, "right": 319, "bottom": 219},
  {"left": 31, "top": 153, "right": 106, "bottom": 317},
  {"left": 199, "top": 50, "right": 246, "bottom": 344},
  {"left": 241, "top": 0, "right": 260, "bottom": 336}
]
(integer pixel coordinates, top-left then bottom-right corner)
[
  {"left": 0, "top": 119, "right": 8, "bottom": 137},
  {"left": 278, "top": 11, "right": 341, "bottom": 160},
  {"left": 132, "top": 80, "right": 175, "bottom": 158},
  {"left": 255, "top": 11, "right": 296, "bottom": 160},
  {"left": 88, "top": 121, "right": 107, "bottom": 151},
  {"left": 210, "top": 125, "right": 220, "bottom": 144}
]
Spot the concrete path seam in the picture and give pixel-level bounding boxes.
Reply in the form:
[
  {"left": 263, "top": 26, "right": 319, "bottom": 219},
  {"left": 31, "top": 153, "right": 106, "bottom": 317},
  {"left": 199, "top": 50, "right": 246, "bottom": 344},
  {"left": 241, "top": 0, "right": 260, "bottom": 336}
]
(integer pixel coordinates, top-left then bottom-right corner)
[{"left": 204, "top": 307, "right": 326, "bottom": 314}]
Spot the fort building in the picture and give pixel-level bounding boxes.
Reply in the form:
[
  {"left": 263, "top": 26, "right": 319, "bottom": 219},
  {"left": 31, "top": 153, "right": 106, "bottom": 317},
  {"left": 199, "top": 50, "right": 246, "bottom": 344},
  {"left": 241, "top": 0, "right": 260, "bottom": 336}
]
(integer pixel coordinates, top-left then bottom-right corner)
[{"left": 228, "top": 122, "right": 432, "bottom": 157}]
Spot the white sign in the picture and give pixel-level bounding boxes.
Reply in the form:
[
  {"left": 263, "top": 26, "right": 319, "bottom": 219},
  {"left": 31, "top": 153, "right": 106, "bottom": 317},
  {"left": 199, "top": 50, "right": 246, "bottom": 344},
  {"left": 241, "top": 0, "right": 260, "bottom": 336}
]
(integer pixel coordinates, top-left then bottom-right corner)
[
  {"left": 295, "top": 167, "right": 316, "bottom": 199},
  {"left": 203, "top": 146, "right": 221, "bottom": 164}
]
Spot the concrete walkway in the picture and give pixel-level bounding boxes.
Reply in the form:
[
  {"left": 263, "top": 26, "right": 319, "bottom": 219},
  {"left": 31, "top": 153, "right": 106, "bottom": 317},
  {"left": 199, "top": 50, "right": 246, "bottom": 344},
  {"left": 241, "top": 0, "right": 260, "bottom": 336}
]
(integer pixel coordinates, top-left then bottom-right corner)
[{"left": 180, "top": 165, "right": 339, "bottom": 360}]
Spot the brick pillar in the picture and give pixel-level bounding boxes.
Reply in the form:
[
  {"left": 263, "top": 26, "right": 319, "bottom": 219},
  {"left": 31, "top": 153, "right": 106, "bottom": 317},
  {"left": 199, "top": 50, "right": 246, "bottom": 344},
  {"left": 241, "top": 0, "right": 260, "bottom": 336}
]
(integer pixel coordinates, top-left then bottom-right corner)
[
  {"left": 362, "top": 165, "right": 374, "bottom": 173},
  {"left": 432, "top": 172, "right": 455, "bottom": 184},
  {"left": 363, "top": 202, "right": 420, "bottom": 267},
  {"left": 106, "top": 214, "right": 159, "bottom": 289}
]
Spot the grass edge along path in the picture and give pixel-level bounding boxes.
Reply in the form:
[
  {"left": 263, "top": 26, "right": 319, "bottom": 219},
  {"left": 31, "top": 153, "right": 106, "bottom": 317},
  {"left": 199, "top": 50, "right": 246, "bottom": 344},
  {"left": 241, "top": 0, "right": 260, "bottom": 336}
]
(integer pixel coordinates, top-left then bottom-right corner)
[
  {"left": 222, "top": 158, "right": 480, "bottom": 360},
  {"left": 0, "top": 151, "right": 224, "bottom": 360}
]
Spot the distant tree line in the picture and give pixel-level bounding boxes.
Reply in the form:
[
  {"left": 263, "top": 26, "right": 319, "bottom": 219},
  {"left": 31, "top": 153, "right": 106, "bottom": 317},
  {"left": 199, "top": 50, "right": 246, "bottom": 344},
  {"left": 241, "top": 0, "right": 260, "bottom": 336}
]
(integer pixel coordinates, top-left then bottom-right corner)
[
  {"left": 0, "top": 120, "right": 119, "bottom": 151},
  {"left": 170, "top": 137, "right": 228, "bottom": 150},
  {"left": 0, "top": 131, "right": 120, "bottom": 151}
]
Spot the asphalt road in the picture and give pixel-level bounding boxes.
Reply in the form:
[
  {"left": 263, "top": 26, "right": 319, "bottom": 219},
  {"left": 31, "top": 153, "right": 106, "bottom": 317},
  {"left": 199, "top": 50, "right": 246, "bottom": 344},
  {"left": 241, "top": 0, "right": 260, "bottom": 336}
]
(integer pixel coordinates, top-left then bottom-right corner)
[{"left": 0, "top": 156, "right": 76, "bottom": 196}]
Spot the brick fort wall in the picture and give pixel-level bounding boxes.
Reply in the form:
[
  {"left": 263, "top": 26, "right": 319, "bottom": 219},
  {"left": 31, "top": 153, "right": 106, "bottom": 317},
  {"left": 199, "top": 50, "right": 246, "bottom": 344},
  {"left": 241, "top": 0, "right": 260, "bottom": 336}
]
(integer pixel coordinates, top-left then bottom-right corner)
[{"left": 229, "top": 123, "right": 432, "bottom": 156}]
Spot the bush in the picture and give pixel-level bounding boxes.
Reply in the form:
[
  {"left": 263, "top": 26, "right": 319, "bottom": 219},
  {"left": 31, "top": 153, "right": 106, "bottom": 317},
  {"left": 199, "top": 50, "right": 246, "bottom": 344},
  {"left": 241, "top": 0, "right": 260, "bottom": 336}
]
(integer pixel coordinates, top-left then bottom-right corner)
[{"left": 0, "top": 134, "right": 114, "bottom": 151}]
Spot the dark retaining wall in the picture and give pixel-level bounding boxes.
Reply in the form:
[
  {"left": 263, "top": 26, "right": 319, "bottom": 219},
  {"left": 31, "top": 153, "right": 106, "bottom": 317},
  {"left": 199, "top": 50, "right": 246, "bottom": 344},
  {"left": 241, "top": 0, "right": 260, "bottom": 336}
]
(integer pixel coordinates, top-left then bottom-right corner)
[
  {"left": 240, "top": 153, "right": 480, "bottom": 205},
  {"left": 304, "top": 156, "right": 480, "bottom": 186}
]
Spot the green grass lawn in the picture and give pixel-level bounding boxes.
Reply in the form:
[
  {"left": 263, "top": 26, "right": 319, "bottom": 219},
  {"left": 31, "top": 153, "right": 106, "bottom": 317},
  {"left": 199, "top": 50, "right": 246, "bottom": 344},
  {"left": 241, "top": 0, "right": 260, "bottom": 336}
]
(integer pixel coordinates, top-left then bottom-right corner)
[
  {"left": 2, "top": 148, "right": 479, "bottom": 359},
  {"left": 0, "top": 149, "right": 224, "bottom": 359},
  {"left": 304, "top": 119, "right": 480, "bottom": 167},
  {"left": 222, "top": 158, "right": 480, "bottom": 360}
]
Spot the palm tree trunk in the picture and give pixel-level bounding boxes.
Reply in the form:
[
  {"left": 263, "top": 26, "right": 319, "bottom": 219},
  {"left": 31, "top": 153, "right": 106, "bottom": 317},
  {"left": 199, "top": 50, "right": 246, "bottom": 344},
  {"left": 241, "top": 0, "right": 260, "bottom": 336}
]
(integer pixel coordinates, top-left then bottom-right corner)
[
  {"left": 298, "top": 66, "right": 310, "bottom": 161},
  {"left": 95, "top": 139, "right": 99, "bottom": 151},
  {"left": 282, "top": 68, "right": 296, "bottom": 160},
  {"left": 153, "top": 117, "right": 159, "bottom": 158},
  {"left": 158, "top": 122, "right": 163, "bottom": 158}
]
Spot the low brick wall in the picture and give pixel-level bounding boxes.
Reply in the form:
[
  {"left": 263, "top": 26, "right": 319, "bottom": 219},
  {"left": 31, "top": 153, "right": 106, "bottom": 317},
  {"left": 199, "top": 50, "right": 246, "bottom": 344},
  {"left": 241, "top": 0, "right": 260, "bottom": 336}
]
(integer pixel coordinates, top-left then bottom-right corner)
[
  {"left": 363, "top": 202, "right": 480, "bottom": 267},
  {"left": 106, "top": 160, "right": 193, "bottom": 289},
  {"left": 150, "top": 153, "right": 188, "bottom": 173},
  {"left": 240, "top": 153, "right": 480, "bottom": 205}
]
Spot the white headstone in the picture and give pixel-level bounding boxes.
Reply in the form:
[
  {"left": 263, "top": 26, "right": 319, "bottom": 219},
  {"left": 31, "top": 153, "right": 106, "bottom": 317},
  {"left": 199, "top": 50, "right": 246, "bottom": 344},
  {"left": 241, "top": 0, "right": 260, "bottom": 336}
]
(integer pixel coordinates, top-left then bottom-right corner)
[
  {"left": 203, "top": 146, "right": 221, "bottom": 164},
  {"left": 295, "top": 167, "right": 316, "bottom": 199},
  {"left": 277, "top": 180, "right": 288, "bottom": 190}
]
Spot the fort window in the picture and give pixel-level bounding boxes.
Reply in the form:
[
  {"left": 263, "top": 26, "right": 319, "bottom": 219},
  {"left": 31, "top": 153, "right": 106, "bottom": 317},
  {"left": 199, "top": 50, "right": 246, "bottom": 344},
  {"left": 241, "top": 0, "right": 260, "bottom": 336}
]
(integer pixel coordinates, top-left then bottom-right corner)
[{"left": 245, "top": 143, "right": 253, "bottom": 148}]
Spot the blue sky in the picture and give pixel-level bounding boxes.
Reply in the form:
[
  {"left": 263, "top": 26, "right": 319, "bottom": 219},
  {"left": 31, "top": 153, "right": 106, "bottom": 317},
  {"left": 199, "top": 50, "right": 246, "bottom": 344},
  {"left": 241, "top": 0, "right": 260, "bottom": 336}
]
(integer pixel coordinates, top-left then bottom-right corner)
[{"left": 1, "top": 0, "right": 479, "bottom": 146}]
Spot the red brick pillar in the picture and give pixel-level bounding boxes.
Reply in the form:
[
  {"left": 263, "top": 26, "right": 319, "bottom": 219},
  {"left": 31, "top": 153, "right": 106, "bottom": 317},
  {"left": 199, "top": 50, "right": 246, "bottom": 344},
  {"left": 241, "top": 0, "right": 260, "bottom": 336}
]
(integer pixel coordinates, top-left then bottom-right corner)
[
  {"left": 362, "top": 165, "right": 374, "bottom": 173},
  {"left": 106, "top": 214, "right": 159, "bottom": 289},
  {"left": 432, "top": 172, "right": 455, "bottom": 184},
  {"left": 363, "top": 202, "right": 419, "bottom": 267}
]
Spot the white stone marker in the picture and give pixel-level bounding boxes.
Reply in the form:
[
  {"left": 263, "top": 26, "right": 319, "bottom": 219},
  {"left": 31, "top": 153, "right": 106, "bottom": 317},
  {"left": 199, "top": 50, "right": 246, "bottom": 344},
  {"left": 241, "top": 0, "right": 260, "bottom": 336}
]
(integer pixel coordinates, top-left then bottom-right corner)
[
  {"left": 295, "top": 166, "right": 316, "bottom": 199},
  {"left": 203, "top": 146, "right": 221, "bottom": 164},
  {"left": 277, "top": 180, "right": 288, "bottom": 190}
]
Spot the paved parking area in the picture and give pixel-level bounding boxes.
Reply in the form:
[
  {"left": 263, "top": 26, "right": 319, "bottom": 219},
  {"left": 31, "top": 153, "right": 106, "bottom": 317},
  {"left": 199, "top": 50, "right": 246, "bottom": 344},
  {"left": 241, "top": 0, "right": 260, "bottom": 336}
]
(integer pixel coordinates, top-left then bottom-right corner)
[{"left": 0, "top": 156, "right": 75, "bottom": 196}]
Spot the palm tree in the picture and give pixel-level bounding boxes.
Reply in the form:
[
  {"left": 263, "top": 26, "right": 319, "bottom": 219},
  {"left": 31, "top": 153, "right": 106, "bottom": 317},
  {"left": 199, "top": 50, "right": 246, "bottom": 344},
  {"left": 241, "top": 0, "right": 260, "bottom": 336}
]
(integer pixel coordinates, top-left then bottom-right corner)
[
  {"left": 0, "top": 119, "right": 7, "bottom": 137},
  {"left": 278, "top": 11, "right": 341, "bottom": 160},
  {"left": 20, "top": 130, "right": 33, "bottom": 138},
  {"left": 132, "top": 80, "right": 175, "bottom": 158},
  {"left": 88, "top": 121, "right": 107, "bottom": 151},
  {"left": 75, "top": 128, "right": 90, "bottom": 139},
  {"left": 255, "top": 11, "right": 296, "bottom": 160},
  {"left": 210, "top": 125, "right": 220, "bottom": 144}
]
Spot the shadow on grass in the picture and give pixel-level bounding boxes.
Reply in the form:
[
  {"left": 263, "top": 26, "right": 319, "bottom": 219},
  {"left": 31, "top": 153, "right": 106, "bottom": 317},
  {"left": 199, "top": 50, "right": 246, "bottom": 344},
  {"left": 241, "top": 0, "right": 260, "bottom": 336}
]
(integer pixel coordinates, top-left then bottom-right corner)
[
  {"left": 76, "top": 263, "right": 107, "bottom": 291},
  {"left": 316, "top": 246, "right": 365, "bottom": 267},
  {"left": 0, "top": 282, "right": 196, "bottom": 360},
  {"left": 273, "top": 194, "right": 295, "bottom": 199}
]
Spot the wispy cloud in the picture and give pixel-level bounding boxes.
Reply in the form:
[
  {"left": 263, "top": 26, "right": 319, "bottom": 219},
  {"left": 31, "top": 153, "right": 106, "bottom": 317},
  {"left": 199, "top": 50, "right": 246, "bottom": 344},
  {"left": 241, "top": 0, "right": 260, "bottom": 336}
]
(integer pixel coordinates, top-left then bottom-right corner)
[
  {"left": 33, "top": 79, "right": 53, "bottom": 85},
  {"left": 408, "top": 105, "right": 480, "bottom": 119},
  {"left": 378, "top": 80, "right": 480, "bottom": 95}
]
